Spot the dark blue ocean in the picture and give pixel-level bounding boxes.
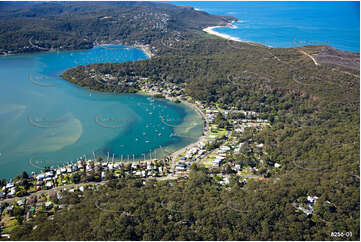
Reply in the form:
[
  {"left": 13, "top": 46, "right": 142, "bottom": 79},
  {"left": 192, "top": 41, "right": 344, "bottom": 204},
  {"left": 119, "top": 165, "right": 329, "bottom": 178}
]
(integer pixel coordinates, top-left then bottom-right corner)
[{"left": 172, "top": 1, "right": 360, "bottom": 52}]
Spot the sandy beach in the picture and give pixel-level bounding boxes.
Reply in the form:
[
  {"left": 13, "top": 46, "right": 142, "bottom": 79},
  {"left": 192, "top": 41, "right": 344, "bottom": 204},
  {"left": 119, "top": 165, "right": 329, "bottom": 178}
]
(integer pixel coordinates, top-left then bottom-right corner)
[
  {"left": 203, "top": 25, "right": 270, "bottom": 49},
  {"left": 134, "top": 44, "right": 154, "bottom": 58},
  {"left": 203, "top": 25, "right": 243, "bottom": 42}
]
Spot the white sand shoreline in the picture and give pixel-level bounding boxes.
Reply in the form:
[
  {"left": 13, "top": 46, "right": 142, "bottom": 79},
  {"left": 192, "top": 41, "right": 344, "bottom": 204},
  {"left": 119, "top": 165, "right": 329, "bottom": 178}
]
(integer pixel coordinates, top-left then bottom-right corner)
[
  {"left": 203, "top": 25, "right": 243, "bottom": 42},
  {"left": 203, "top": 21, "right": 270, "bottom": 48}
]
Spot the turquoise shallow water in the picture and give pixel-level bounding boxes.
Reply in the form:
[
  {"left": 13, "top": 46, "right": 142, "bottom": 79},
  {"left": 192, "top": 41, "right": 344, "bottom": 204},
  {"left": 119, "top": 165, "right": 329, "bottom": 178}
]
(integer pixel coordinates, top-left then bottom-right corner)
[
  {"left": 173, "top": 1, "right": 360, "bottom": 52},
  {"left": 0, "top": 45, "right": 202, "bottom": 179}
]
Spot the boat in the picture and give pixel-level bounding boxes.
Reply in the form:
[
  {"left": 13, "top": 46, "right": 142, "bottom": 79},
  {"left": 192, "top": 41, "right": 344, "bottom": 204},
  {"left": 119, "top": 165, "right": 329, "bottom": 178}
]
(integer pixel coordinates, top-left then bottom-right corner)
[{"left": 145, "top": 140, "right": 150, "bottom": 143}]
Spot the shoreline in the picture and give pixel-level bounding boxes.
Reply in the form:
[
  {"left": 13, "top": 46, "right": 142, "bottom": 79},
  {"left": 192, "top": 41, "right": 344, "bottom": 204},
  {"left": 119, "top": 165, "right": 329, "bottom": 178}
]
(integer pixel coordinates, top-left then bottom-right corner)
[
  {"left": 203, "top": 24, "right": 271, "bottom": 48},
  {"left": 0, "top": 91, "right": 206, "bottom": 181},
  {"left": 137, "top": 91, "right": 208, "bottom": 165},
  {"left": 133, "top": 44, "right": 154, "bottom": 58},
  {"left": 168, "top": 99, "right": 208, "bottom": 171},
  {"left": 94, "top": 43, "right": 154, "bottom": 59},
  {"left": 203, "top": 25, "right": 243, "bottom": 42}
]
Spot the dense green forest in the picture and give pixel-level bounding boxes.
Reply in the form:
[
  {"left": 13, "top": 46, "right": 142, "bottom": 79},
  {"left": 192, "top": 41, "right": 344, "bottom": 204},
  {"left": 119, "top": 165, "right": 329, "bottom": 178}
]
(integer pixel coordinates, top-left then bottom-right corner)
[
  {"left": 9, "top": 165, "right": 360, "bottom": 240},
  {"left": 0, "top": 1, "right": 235, "bottom": 55},
  {"left": 1, "top": 1, "right": 359, "bottom": 241}
]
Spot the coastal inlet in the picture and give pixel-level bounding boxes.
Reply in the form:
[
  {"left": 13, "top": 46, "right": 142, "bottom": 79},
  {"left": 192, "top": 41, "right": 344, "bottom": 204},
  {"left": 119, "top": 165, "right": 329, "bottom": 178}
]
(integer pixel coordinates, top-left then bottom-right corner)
[{"left": 0, "top": 45, "right": 202, "bottom": 179}]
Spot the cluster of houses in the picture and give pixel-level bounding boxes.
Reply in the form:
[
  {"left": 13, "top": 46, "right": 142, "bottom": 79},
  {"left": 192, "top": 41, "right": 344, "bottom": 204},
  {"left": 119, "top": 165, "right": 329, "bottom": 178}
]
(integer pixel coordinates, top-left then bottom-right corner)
[
  {"left": 205, "top": 109, "right": 219, "bottom": 123},
  {"left": 140, "top": 79, "right": 184, "bottom": 98},
  {"left": 0, "top": 183, "right": 96, "bottom": 234},
  {"left": 0, "top": 158, "right": 171, "bottom": 200},
  {"left": 175, "top": 142, "right": 207, "bottom": 172}
]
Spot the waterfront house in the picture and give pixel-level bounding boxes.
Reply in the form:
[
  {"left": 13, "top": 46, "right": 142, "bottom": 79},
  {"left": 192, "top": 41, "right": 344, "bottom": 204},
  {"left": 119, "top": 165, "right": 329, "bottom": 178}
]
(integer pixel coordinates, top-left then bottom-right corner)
[
  {"left": 5, "top": 182, "right": 14, "bottom": 189},
  {"left": 175, "top": 163, "right": 187, "bottom": 171},
  {"left": 72, "top": 165, "right": 78, "bottom": 171},
  {"left": 45, "top": 171, "right": 54, "bottom": 178},
  {"left": 8, "top": 188, "right": 16, "bottom": 197},
  {"left": 36, "top": 174, "right": 45, "bottom": 181}
]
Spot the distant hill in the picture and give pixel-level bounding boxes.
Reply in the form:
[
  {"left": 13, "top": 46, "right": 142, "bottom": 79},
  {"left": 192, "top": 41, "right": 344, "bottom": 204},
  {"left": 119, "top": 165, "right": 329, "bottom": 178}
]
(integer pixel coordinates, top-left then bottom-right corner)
[{"left": 0, "top": 1, "right": 236, "bottom": 55}]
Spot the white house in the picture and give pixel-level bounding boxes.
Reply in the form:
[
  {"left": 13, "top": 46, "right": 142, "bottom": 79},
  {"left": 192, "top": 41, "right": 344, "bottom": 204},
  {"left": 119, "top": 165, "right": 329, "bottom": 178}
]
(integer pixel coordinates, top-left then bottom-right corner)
[
  {"left": 45, "top": 182, "right": 53, "bottom": 188},
  {"left": 45, "top": 171, "right": 54, "bottom": 178},
  {"left": 307, "top": 195, "right": 319, "bottom": 204},
  {"left": 36, "top": 174, "right": 45, "bottom": 181}
]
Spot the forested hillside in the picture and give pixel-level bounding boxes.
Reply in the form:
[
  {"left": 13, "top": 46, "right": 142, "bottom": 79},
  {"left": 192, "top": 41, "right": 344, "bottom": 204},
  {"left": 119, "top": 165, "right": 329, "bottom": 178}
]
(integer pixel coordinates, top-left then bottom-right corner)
[{"left": 0, "top": 1, "right": 236, "bottom": 55}]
